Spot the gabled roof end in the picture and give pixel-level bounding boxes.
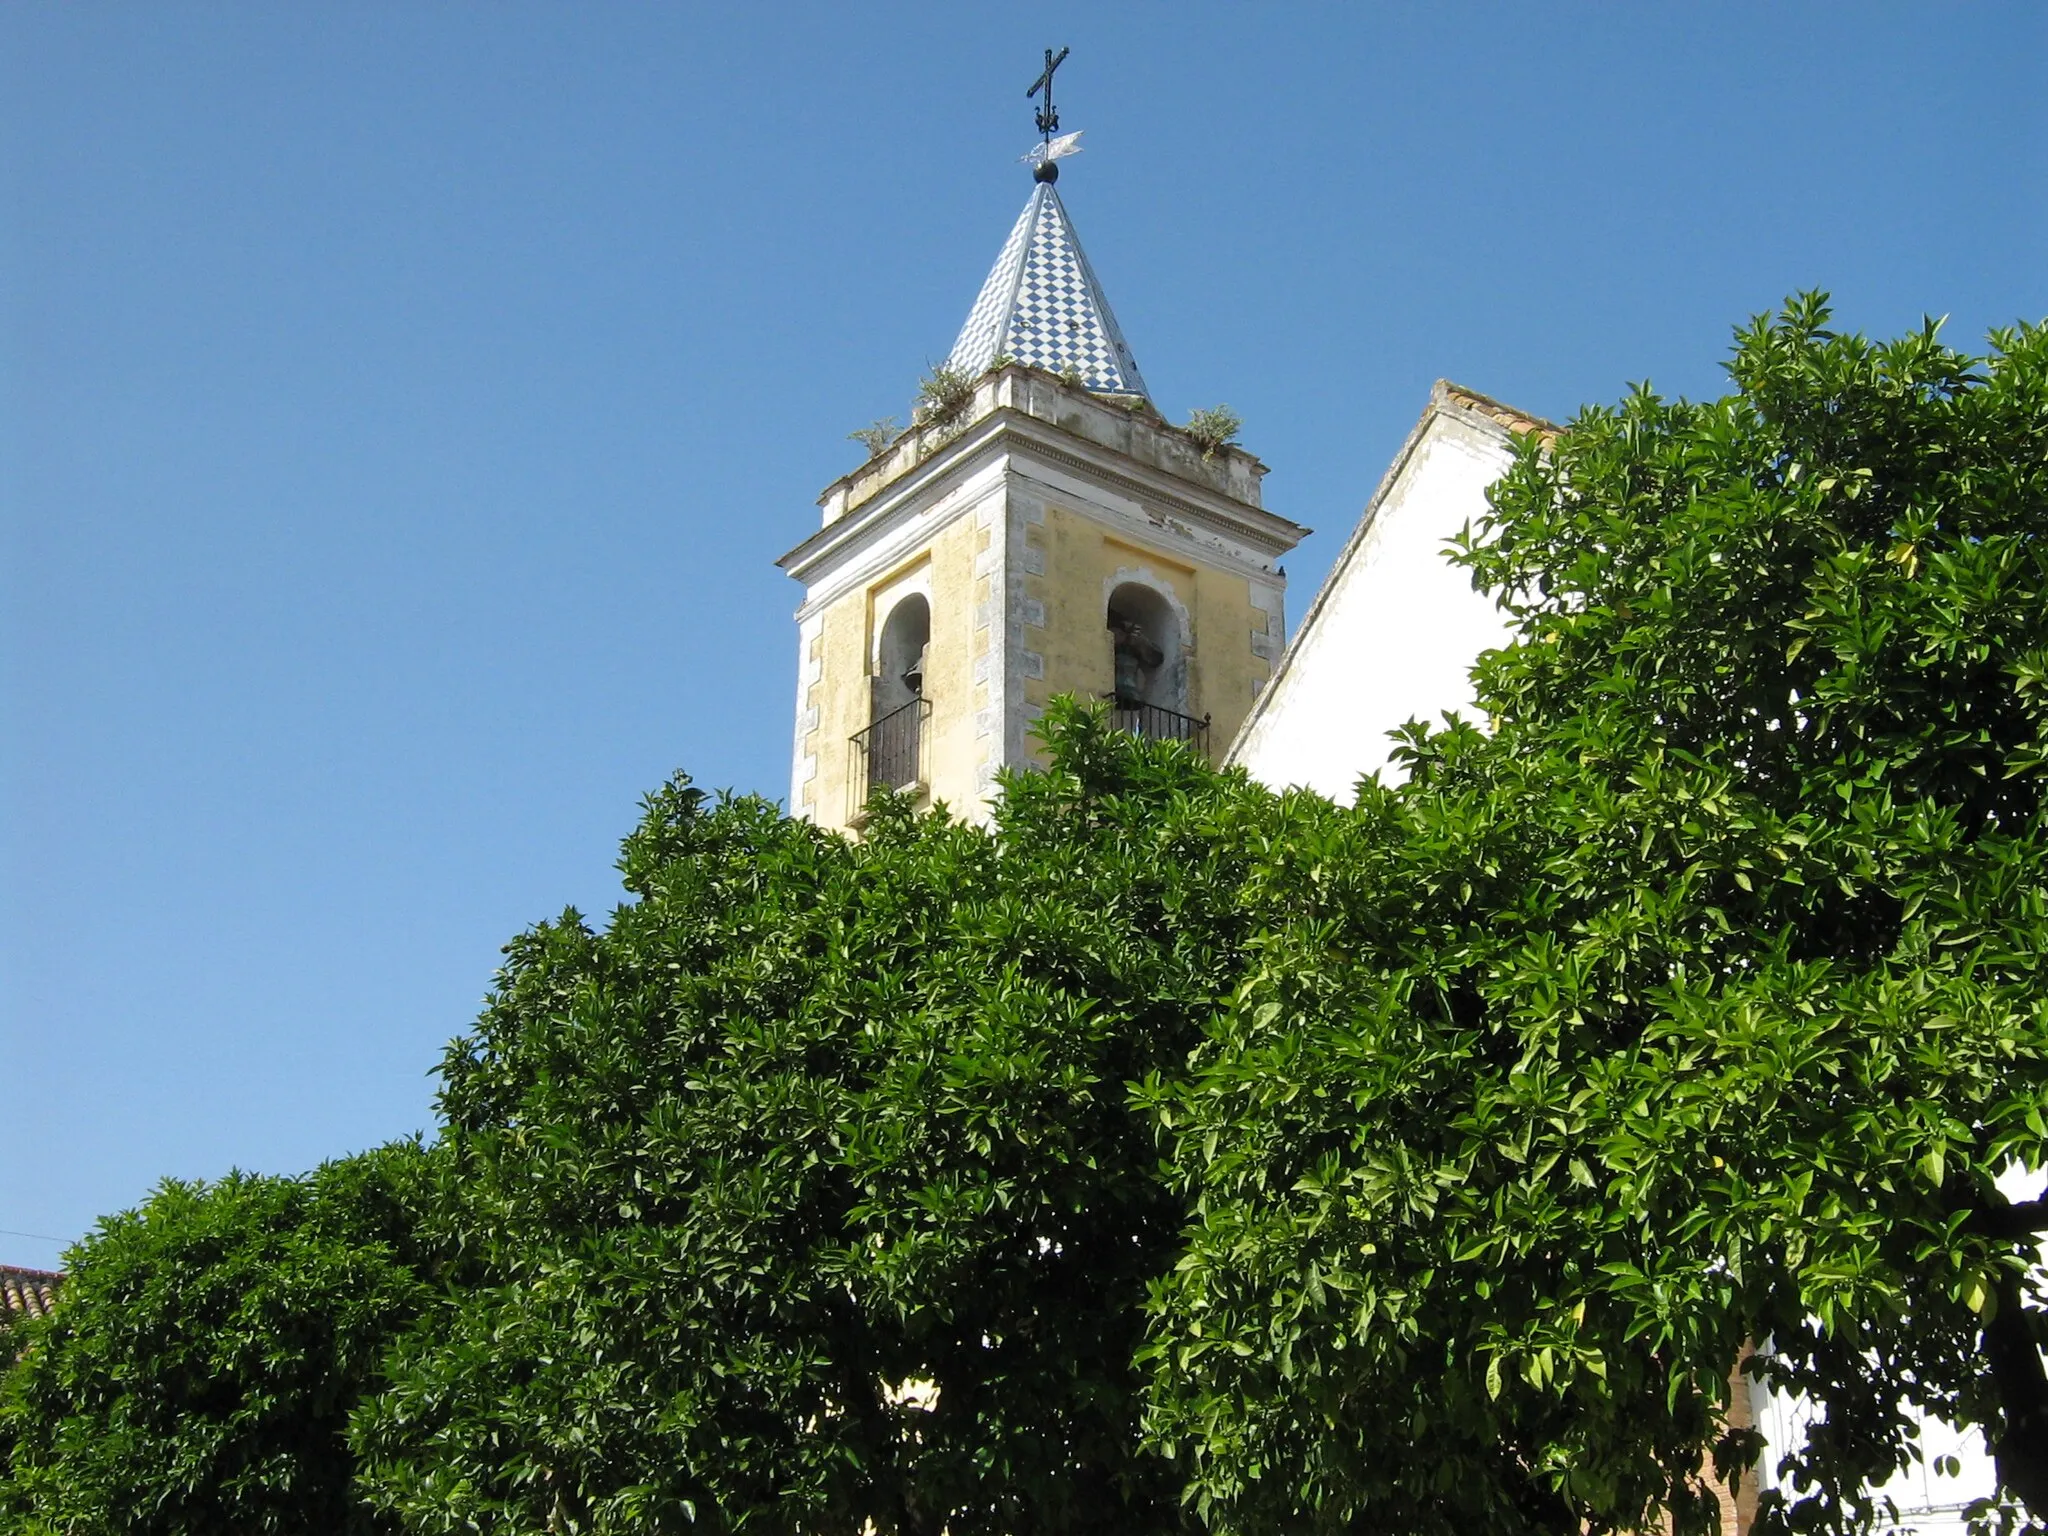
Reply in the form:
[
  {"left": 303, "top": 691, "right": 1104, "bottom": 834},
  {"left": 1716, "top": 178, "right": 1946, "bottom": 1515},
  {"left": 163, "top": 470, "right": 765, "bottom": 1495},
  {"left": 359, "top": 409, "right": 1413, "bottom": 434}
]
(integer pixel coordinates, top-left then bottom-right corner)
[{"left": 1433, "top": 379, "right": 1561, "bottom": 443}]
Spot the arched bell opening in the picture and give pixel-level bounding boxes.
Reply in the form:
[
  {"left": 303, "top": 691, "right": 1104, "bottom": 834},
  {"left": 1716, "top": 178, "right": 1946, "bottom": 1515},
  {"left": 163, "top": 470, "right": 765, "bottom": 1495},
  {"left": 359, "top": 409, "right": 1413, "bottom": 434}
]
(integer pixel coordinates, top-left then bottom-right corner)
[
  {"left": 856, "top": 592, "right": 932, "bottom": 806},
  {"left": 1106, "top": 582, "right": 1182, "bottom": 711},
  {"left": 1105, "top": 581, "right": 1206, "bottom": 752},
  {"left": 873, "top": 594, "right": 931, "bottom": 717}
]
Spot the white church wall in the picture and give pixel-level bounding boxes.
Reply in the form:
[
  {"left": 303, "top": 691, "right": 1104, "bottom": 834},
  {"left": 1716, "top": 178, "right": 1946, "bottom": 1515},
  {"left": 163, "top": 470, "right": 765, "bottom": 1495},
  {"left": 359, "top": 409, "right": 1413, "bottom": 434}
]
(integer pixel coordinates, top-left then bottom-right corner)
[{"left": 1228, "top": 388, "right": 1524, "bottom": 800}]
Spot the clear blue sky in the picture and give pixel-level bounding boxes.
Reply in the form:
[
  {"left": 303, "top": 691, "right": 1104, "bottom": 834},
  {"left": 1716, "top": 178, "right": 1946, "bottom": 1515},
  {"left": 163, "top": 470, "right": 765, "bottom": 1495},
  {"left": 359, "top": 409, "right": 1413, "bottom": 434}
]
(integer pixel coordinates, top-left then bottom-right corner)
[{"left": 4, "top": 4, "right": 2044, "bottom": 1268}]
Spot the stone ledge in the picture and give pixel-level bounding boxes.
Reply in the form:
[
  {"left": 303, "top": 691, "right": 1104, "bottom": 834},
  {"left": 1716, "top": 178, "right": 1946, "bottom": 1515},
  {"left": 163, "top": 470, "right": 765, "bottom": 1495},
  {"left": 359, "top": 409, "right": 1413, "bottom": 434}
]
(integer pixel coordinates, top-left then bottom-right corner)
[{"left": 820, "top": 363, "right": 1267, "bottom": 526}]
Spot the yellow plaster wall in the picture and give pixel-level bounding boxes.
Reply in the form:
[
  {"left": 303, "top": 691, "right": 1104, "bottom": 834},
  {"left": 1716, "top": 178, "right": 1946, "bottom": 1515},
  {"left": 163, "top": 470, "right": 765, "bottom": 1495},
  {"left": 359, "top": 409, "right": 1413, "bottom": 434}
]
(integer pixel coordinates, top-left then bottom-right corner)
[
  {"left": 796, "top": 512, "right": 992, "bottom": 832},
  {"left": 1024, "top": 505, "right": 1274, "bottom": 767}
]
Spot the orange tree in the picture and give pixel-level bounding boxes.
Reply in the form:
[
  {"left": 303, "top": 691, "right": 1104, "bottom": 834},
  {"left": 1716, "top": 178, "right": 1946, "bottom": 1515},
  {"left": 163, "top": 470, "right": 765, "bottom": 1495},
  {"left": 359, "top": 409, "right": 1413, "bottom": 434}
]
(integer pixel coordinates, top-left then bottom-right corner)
[
  {"left": 1139, "top": 299, "right": 2048, "bottom": 1535},
  {"left": 347, "top": 718, "right": 1264, "bottom": 1536},
  {"left": 0, "top": 1149, "right": 427, "bottom": 1535}
]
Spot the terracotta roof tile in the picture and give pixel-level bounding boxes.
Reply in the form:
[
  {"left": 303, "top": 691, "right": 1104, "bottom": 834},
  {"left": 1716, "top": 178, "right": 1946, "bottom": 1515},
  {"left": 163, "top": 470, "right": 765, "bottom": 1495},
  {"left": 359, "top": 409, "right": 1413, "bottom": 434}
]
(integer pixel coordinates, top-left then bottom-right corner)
[
  {"left": 1, "top": 1264, "right": 63, "bottom": 1322},
  {"left": 1436, "top": 380, "right": 1561, "bottom": 443}
]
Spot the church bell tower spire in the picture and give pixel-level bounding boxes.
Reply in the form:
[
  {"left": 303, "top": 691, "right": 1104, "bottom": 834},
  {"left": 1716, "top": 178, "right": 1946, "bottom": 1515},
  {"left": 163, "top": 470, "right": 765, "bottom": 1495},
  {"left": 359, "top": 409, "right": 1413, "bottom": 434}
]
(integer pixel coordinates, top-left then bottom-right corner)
[
  {"left": 943, "top": 177, "right": 1149, "bottom": 401},
  {"left": 777, "top": 55, "right": 1308, "bottom": 831}
]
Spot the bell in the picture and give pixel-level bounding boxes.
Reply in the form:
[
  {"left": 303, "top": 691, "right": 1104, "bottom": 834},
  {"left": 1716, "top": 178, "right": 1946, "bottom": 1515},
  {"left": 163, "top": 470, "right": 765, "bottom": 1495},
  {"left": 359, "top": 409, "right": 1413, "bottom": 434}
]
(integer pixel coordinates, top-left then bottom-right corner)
[{"left": 1114, "top": 646, "right": 1145, "bottom": 706}]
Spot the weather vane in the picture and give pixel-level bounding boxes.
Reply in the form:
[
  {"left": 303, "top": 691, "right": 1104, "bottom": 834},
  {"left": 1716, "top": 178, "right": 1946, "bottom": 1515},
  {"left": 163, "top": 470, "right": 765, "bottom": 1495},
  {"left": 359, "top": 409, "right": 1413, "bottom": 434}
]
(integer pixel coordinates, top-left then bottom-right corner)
[{"left": 1023, "top": 46, "right": 1082, "bottom": 182}]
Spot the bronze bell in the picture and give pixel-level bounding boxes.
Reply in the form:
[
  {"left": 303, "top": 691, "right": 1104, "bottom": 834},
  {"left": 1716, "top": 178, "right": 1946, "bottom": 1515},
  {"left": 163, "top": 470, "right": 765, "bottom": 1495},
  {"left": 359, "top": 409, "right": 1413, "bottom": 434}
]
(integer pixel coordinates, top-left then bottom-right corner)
[{"left": 1110, "top": 618, "right": 1162, "bottom": 706}]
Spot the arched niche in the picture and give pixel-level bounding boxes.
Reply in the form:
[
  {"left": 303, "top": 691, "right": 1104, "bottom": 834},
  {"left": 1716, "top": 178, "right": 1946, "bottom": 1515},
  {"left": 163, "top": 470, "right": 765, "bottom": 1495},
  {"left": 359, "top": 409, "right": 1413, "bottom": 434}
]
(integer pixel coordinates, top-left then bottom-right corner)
[
  {"left": 1106, "top": 581, "right": 1185, "bottom": 712},
  {"left": 872, "top": 592, "right": 931, "bottom": 719}
]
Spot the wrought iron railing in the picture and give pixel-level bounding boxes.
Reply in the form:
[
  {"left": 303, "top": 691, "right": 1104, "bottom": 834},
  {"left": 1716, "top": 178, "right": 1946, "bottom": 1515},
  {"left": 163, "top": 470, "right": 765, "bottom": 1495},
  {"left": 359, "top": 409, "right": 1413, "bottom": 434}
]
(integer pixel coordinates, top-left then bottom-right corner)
[
  {"left": 1104, "top": 695, "right": 1210, "bottom": 755},
  {"left": 851, "top": 697, "right": 930, "bottom": 816}
]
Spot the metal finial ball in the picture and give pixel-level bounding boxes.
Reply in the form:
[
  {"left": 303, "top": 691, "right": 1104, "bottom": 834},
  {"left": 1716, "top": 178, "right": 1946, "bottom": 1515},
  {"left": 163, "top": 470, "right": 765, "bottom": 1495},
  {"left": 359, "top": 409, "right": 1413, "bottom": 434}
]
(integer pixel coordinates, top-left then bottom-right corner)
[{"left": 1034, "top": 159, "right": 1059, "bottom": 184}]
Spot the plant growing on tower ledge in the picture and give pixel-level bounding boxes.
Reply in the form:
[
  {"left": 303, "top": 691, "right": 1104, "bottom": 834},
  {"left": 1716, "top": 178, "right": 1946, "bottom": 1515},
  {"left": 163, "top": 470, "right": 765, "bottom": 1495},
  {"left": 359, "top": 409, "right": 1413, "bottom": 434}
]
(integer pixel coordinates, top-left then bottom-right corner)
[
  {"left": 1181, "top": 404, "right": 1242, "bottom": 458},
  {"left": 848, "top": 418, "right": 899, "bottom": 460},
  {"left": 912, "top": 364, "right": 974, "bottom": 431}
]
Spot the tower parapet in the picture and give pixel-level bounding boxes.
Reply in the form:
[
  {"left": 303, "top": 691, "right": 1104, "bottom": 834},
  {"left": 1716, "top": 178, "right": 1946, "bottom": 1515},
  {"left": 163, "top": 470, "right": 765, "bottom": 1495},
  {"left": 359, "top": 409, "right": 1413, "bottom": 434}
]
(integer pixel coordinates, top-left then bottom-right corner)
[{"left": 815, "top": 362, "right": 1269, "bottom": 528}]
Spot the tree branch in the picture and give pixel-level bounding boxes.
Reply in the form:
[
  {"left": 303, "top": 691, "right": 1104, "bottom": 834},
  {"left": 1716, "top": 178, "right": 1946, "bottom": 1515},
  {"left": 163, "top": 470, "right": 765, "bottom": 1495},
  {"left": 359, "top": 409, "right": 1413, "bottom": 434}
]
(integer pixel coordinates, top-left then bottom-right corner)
[
  {"left": 1962, "top": 1197, "right": 2048, "bottom": 1241},
  {"left": 1983, "top": 1273, "right": 2048, "bottom": 1521}
]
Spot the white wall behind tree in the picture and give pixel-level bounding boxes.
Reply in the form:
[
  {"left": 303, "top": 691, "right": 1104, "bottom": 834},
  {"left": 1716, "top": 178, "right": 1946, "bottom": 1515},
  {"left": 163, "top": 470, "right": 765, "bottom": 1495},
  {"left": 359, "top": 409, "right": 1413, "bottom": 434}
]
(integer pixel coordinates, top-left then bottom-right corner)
[{"left": 1228, "top": 386, "right": 1523, "bottom": 799}]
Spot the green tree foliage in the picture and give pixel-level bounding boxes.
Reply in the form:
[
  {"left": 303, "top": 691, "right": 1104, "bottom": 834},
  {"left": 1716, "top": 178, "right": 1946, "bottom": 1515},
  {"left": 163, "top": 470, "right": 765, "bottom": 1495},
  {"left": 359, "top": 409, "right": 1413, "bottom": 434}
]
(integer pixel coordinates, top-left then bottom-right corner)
[
  {"left": 1139, "top": 298, "right": 2048, "bottom": 1535},
  {"left": 0, "top": 1144, "right": 429, "bottom": 1534},
  {"left": 5, "top": 301, "right": 2044, "bottom": 1536},
  {"left": 350, "top": 717, "right": 1260, "bottom": 1535}
]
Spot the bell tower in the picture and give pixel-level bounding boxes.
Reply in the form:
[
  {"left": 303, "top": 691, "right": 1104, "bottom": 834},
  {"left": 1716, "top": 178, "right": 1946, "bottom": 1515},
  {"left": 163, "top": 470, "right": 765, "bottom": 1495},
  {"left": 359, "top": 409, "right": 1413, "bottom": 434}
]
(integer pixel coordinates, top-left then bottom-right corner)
[{"left": 777, "top": 72, "right": 1307, "bottom": 831}]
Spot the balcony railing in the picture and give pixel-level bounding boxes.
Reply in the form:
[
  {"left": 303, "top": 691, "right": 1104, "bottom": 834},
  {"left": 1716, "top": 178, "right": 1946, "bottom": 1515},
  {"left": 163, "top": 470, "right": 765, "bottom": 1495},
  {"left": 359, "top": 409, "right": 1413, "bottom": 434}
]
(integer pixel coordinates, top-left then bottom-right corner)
[
  {"left": 1104, "top": 695, "right": 1211, "bottom": 755},
  {"left": 851, "top": 697, "right": 930, "bottom": 817}
]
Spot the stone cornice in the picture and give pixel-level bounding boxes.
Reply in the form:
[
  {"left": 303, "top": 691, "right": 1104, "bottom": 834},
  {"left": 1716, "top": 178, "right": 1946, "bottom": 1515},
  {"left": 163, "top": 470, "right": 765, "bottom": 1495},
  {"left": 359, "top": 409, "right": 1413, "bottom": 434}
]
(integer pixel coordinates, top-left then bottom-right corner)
[
  {"left": 1009, "top": 431, "right": 1308, "bottom": 558},
  {"left": 779, "top": 406, "right": 1307, "bottom": 586}
]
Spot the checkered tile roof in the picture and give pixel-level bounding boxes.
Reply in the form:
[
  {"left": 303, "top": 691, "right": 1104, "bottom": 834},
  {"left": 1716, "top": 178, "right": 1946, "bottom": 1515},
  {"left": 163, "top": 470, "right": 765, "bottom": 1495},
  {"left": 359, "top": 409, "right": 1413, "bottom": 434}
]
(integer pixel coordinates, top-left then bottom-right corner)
[{"left": 945, "top": 183, "right": 1149, "bottom": 400}]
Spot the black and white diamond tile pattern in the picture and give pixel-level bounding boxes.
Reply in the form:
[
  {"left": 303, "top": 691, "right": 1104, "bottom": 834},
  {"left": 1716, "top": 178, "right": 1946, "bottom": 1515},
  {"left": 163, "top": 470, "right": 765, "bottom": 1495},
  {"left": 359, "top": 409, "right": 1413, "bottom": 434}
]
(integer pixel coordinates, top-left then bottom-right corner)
[
  {"left": 1001, "top": 193, "right": 1146, "bottom": 396},
  {"left": 944, "top": 184, "right": 1148, "bottom": 399},
  {"left": 946, "top": 195, "right": 1037, "bottom": 382}
]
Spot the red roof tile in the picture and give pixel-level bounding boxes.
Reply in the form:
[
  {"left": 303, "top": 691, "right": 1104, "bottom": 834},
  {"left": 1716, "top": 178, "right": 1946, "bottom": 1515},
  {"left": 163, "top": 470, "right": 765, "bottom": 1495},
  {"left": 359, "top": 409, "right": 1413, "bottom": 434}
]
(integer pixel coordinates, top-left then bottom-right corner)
[
  {"left": 1437, "top": 380, "right": 1561, "bottom": 443},
  {"left": 1, "top": 1265, "right": 62, "bottom": 1322}
]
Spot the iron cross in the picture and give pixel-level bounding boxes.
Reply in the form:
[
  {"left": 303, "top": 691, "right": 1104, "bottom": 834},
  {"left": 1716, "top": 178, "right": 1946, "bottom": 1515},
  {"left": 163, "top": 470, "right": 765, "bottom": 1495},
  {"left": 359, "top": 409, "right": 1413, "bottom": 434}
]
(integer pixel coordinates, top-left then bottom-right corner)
[{"left": 1027, "top": 46, "right": 1069, "bottom": 147}]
